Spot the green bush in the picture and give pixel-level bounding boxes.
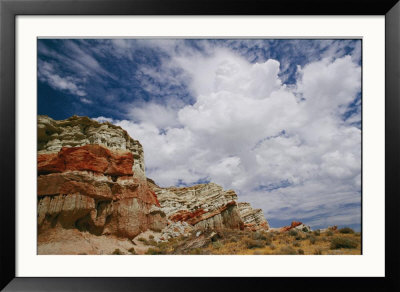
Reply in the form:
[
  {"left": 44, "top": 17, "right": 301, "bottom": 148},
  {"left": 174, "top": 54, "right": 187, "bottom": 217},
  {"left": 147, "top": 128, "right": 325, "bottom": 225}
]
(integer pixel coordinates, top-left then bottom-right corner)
[
  {"left": 293, "top": 241, "right": 301, "bottom": 247},
  {"left": 128, "top": 248, "right": 136, "bottom": 255},
  {"left": 326, "top": 230, "right": 334, "bottom": 236},
  {"left": 264, "top": 238, "right": 272, "bottom": 246},
  {"left": 278, "top": 246, "right": 297, "bottom": 255},
  {"left": 138, "top": 237, "right": 148, "bottom": 244},
  {"left": 309, "top": 236, "right": 316, "bottom": 244},
  {"left": 330, "top": 237, "right": 358, "bottom": 249},
  {"left": 112, "top": 249, "right": 123, "bottom": 255},
  {"left": 270, "top": 244, "right": 276, "bottom": 250},
  {"left": 338, "top": 227, "right": 355, "bottom": 234},
  {"left": 252, "top": 232, "right": 268, "bottom": 241},
  {"left": 149, "top": 235, "right": 155, "bottom": 240},
  {"left": 145, "top": 247, "right": 163, "bottom": 255},
  {"left": 212, "top": 241, "right": 223, "bottom": 249},
  {"left": 229, "top": 236, "right": 239, "bottom": 243},
  {"left": 244, "top": 238, "right": 265, "bottom": 249},
  {"left": 288, "top": 230, "right": 298, "bottom": 237},
  {"left": 298, "top": 249, "right": 305, "bottom": 255},
  {"left": 189, "top": 248, "right": 202, "bottom": 255},
  {"left": 313, "top": 230, "right": 320, "bottom": 236}
]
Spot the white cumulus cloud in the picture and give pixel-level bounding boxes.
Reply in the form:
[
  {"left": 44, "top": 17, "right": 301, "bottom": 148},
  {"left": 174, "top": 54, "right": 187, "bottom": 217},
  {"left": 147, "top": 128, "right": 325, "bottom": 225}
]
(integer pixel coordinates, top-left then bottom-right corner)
[{"left": 96, "top": 46, "right": 361, "bottom": 229}]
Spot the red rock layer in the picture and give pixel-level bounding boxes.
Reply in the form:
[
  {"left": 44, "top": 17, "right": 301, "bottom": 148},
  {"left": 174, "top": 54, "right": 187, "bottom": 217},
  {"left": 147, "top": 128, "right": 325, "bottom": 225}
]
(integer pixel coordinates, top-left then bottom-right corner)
[
  {"left": 37, "top": 145, "right": 165, "bottom": 239},
  {"left": 169, "top": 201, "right": 242, "bottom": 228},
  {"left": 38, "top": 145, "right": 133, "bottom": 176},
  {"left": 280, "top": 221, "right": 303, "bottom": 232},
  {"left": 244, "top": 221, "right": 269, "bottom": 232}
]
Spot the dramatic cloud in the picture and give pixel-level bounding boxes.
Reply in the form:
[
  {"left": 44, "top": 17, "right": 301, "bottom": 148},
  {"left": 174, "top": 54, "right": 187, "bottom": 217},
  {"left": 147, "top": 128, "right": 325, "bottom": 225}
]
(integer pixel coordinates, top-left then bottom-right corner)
[
  {"left": 39, "top": 39, "right": 362, "bottom": 229},
  {"left": 38, "top": 60, "right": 87, "bottom": 97}
]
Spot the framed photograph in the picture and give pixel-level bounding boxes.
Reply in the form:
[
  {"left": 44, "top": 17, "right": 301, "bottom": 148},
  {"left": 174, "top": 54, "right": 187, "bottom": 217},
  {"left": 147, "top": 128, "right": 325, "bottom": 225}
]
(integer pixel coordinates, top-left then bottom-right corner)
[{"left": 1, "top": 0, "right": 399, "bottom": 290}]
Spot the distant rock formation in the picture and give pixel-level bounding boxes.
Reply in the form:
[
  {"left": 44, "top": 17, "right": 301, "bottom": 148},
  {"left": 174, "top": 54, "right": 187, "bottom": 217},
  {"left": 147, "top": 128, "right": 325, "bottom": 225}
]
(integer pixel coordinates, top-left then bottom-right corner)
[
  {"left": 279, "top": 221, "right": 311, "bottom": 233},
  {"left": 37, "top": 115, "right": 270, "bottom": 254},
  {"left": 149, "top": 182, "right": 245, "bottom": 231},
  {"left": 238, "top": 202, "right": 269, "bottom": 231}
]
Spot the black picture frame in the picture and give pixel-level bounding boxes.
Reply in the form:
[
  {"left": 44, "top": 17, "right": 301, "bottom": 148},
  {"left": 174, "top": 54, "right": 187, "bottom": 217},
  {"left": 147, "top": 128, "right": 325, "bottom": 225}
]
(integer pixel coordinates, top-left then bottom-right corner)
[{"left": 1, "top": 0, "right": 399, "bottom": 290}]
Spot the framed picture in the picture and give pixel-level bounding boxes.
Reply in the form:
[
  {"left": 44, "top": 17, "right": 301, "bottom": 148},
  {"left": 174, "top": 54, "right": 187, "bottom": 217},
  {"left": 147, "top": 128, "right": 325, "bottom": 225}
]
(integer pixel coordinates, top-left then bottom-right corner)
[{"left": 1, "top": 0, "right": 399, "bottom": 290}]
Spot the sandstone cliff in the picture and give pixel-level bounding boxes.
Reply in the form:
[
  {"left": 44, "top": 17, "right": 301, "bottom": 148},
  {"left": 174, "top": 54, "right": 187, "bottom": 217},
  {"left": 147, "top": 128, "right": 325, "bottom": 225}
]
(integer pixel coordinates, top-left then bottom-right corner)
[
  {"left": 38, "top": 115, "right": 145, "bottom": 178},
  {"left": 37, "top": 115, "right": 270, "bottom": 254},
  {"left": 37, "top": 116, "right": 166, "bottom": 254}
]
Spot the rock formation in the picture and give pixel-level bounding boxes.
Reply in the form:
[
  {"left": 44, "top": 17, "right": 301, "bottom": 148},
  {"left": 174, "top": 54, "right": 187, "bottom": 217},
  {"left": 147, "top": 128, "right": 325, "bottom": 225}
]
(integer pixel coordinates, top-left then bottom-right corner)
[
  {"left": 279, "top": 221, "right": 311, "bottom": 233},
  {"left": 38, "top": 115, "right": 145, "bottom": 179},
  {"left": 37, "top": 116, "right": 166, "bottom": 253},
  {"left": 238, "top": 202, "right": 269, "bottom": 231},
  {"left": 37, "top": 115, "right": 270, "bottom": 254},
  {"left": 149, "top": 182, "right": 245, "bottom": 230}
]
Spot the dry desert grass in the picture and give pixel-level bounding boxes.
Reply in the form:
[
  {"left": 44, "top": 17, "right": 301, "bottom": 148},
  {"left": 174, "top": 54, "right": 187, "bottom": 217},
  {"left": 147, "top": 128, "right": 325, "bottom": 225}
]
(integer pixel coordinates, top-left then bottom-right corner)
[{"left": 133, "top": 227, "right": 361, "bottom": 255}]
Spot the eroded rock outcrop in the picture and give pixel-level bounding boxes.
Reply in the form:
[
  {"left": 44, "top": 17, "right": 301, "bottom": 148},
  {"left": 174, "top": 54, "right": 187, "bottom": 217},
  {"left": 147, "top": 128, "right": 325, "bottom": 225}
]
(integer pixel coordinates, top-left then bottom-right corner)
[
  {"left": 238, "top": 202, "right": 269, "bottom": 231},
  {"left": 38, "top": 115, "right": 145, "bottom": 179},
  {"left": 37, "top": 116, "right": 166, "bottom": 249},
  {"left": 279, "top": 221, "right": 311, "bottom": 232},
  {"left": 37, "top": 115, "right": 270, "bottom": 254},
  {"left": 150, "top": 182, "right": 246, "bottom": 231}
]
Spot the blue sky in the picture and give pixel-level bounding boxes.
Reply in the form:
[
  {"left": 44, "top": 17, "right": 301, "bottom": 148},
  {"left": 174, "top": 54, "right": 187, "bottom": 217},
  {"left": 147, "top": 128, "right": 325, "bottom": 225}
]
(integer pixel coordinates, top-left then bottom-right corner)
[{"left": 38, "top": 39, "right": 362, "bottom": 230}]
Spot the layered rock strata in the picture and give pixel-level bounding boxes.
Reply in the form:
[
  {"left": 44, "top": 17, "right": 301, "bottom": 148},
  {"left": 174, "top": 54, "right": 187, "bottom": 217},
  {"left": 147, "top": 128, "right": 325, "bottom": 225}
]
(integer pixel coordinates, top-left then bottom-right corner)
[
  {"left": 150, "top": 182, "right": 245, "bottom": 230},
  {"left": 38, "top": 115, "right": 145, "bottom": 178},
  {"left": 37, "top": 115, "right": 270, "bottom": 254},
  {"left": 279, "top": 221, "right": 311, "bottom": 233},
  {"left": 37, "top": 116, "right": 166, "bottom": 244},
  {"left": 238, "top": 202, "right": 269, "bottom": 231}
]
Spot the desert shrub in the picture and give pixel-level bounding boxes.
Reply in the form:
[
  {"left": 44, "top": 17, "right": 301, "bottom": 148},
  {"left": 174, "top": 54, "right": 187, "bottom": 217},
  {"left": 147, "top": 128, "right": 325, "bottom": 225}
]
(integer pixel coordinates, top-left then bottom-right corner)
[
  {"left": 313, "top": 230, "right": 320, "bottom": 236},
  {"left": 212, "top": 241, "right": 223, "bottom": 249},
  {"left": 252, "top": 232, "right": 268, "bottom": 241},
  {"left": 264, "top": 238, "right": 272, "bottom": 246},
  {"left": 229, "top": 236, "right": 239, "bottom": 243},
  {"left": 112, "top": 248, "right": 123, "bottom": 255},
  {"left": 278, "top": 246, "right": 297, "bottom": 255},
  {"left": 244, "top": 238, "right": 265, "bottom": 249},
  {"left": 189, "top": 248, "right": 202, "bottom": 255},
  {"left": 326, "top": 230, "right": 334, "bottom": 236},
  {"left": 253, "top": 250, "right": 263, "bottom": 255},
  {"left": 148, "top": 239, "right": 157, "bottom": 246},
  {"left": 338, "top": 227, "right": 355, "bottom": 234},
  {"left": 270, "top": 244, "right": 276, "bottom": 250},
  {"left": 298, "top": 249, "right": 305, "bottom": 255},
  {"left": 288, "top": 230, "right": 298, "bottom": 237},
  {"left": 149, "top": 235, "right": 154, "bottom": 240},
  {"left": 293, "top": 241, "right": 301, "bottom": 247},
  {"left": 309, "top": 236, "right": 316, "bottom": 244},
  {"left": 156, "top": 241, "right": 169, "bottom": 249},
  {"left": 330, "top": 237, "right": 358, "bottom": 249},
  {"left": 295, "top": 235, "right": 302, "bottom": 241},
  {"left": 145, "top": 247, "right": 163, "bottom": 255},
  {"left": 314, "top": 248, "right": 323, "bottom": 255},
  {"left": 128, "top": 248, "right": 136, "bottom": 255},
  {"left": 78, "top": 253, "right": 87, "bottom": 255},
  {"left": 138, "top": 237, "right": 148, "bottom": 244}
]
